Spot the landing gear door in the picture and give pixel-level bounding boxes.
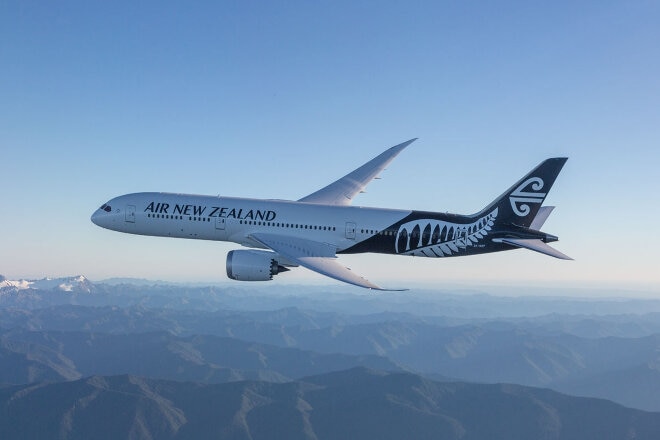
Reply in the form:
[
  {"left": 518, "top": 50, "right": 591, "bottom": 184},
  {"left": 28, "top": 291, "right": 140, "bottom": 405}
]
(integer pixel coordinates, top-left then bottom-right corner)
[
  {"left": 345, "top": 222, "right": 356, "bottom": 240},
  {"left": 125, "top": 205, "right": 136, "bottom": 223}
]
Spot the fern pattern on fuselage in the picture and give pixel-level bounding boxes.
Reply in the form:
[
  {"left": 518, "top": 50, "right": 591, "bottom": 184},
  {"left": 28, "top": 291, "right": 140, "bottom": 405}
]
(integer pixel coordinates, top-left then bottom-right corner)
[{"left": 395, "top": 208, "right": 498, "bottom": 257}]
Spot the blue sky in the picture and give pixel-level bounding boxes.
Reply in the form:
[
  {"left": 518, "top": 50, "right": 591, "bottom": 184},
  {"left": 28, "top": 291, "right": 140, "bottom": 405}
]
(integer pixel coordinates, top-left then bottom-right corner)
[{"left": 2, "top": 1, "right": 659, "bottom": 291}]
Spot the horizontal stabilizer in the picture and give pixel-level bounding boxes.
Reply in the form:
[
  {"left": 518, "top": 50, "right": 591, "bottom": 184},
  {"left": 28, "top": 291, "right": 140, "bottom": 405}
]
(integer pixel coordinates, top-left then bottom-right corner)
[{"left": 494, "top": 238, "right": 572, "bottom": 260}]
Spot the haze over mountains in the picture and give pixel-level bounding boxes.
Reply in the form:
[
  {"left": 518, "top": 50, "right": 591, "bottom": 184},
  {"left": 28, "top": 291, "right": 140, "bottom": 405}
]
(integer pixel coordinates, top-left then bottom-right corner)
[{"left": 2, "top": 275, "right": 660, "bottom": 439}]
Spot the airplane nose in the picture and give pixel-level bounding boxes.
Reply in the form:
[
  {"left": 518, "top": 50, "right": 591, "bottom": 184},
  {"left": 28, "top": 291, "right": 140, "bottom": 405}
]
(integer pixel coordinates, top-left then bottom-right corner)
[
  {"left": 92, "top": 203, "right": 114, "bottom": 227},
  {"left": 91, "top": 210, "right": 101, "bottom": 226}
]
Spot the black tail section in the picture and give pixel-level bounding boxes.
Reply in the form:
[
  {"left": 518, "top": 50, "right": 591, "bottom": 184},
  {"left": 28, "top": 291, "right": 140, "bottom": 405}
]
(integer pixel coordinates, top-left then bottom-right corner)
[{"left": 474, "top": 158, "right": 568, "bottom": 228}]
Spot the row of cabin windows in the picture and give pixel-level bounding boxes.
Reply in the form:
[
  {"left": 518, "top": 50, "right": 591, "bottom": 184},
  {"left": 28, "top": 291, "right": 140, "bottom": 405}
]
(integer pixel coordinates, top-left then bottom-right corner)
[
  {"left": 239, "top": 219, "right": 336, "bottom": 231},
  {"left": 146, "top": 213, "right": 397, "bottom": 237},
  {"left": 146, "top": 213, "right": 337, "bottom": 231},
  {"left": 362, "top": 229, "right": 396, "bottom": 236},
  {"left": 147, "top": 213, "right": 210, "bottom": 222}
]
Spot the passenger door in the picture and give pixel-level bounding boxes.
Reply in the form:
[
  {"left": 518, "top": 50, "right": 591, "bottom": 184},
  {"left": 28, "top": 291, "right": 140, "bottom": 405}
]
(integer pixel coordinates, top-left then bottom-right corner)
[
  {"left": 125, "top": 205, "right": 136, "bottom": 223},
  {"left": 345, "top": 222, "right": 356, "bottom": 240}
]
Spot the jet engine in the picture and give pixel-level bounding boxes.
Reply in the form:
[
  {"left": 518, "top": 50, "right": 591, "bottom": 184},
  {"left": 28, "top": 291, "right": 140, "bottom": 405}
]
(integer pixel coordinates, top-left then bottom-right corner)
[{"left": 226, "top": 250, "right": 290, "bottom": 281}]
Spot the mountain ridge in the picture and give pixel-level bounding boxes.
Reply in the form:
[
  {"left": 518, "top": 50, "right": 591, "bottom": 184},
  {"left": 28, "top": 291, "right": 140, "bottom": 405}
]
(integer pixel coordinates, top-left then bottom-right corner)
[{"left": 2, "top": 368, "right": 660, "bottom": 440}]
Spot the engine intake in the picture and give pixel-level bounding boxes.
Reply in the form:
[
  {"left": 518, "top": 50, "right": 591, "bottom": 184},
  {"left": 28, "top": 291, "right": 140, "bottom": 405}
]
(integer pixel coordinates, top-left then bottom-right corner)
[{"left": 226, "top": 250, "right": 289, "bottom": 281}]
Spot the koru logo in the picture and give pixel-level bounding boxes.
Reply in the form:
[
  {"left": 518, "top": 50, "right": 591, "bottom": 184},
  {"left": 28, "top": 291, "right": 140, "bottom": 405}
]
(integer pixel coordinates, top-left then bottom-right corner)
[{"left": 509, "top": 177, "right": 546, "bottom": 216}]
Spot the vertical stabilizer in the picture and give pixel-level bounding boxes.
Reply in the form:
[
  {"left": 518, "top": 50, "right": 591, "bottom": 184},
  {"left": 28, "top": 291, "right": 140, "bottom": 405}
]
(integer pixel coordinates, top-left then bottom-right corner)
[{"left": 474, "top": 158, "right": 567, "bottom": 228}]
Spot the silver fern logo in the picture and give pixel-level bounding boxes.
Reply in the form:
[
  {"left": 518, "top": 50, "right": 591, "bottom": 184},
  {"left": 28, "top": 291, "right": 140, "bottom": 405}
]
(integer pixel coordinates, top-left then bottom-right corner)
[
  {"left": 509, "top": 177, "right": 546, "bottom": 216},
  {"left": 395, "top": 209, "right": 498, "bottom": 257}
]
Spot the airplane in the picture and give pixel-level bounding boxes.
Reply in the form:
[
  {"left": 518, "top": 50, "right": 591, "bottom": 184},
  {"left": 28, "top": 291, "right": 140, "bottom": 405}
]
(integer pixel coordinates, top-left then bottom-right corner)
[{"left": 91, "top": 139, "right": 570, "bottom": 290}]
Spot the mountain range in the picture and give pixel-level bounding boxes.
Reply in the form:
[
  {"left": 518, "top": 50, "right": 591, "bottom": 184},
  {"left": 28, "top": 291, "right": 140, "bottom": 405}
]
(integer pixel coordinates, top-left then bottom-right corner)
[
  {"left": 2, "top": 275, "right": 660, "bottom": 438},
  {"left": 2, "top": 368, "right": 660, "bottom": 440}
]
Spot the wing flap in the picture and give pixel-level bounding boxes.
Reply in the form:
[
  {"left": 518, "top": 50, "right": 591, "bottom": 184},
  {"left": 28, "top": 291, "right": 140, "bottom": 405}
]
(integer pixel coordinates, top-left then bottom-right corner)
[
  {"left": 293, "top": 256, "right": 386, "bottom": 290},
  {"left": 298, "top": 139, "right": 416, "bottom": 205}
]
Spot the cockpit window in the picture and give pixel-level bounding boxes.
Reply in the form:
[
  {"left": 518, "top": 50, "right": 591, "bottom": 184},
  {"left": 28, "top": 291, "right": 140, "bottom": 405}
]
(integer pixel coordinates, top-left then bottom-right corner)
[{"left": 100, "top": 204, "right": 112, "bottom": 212}]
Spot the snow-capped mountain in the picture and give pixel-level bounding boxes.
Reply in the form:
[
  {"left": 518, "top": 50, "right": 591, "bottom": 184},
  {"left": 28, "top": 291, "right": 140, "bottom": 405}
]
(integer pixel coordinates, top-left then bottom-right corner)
[{"left": 0, "top": 275, "right": 95, "bottom": 294}]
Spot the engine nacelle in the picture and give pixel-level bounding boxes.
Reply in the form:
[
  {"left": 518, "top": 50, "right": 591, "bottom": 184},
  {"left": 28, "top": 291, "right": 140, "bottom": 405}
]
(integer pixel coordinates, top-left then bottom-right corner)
[{"left": 226, "top": 250, "right": 290, "bottom": 282}]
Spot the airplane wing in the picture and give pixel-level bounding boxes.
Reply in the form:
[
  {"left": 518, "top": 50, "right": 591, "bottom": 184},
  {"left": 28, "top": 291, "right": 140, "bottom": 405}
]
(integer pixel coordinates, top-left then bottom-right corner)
[
  {"left": 250, "top": 233, "right": 404, "bottom": 290},
  {"left": 494, "top": 237, "right": 573, "bottom": 260},
  {"left": 298, "top": 139, "right": 417, "bottom": 205}
]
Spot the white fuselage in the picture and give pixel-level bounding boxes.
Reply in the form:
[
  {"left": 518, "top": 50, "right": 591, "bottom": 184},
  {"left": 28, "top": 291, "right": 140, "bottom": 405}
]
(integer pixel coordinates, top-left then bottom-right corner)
[{"left": 91, "top": 192, "right": 412, "bottom": 252}]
